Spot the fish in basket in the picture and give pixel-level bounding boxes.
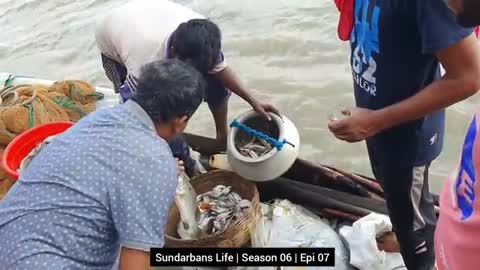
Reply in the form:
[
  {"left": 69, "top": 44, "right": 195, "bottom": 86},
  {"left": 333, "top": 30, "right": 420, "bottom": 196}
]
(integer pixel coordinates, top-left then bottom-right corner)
[{"left": 165, "top": 170, "right": 261, "bottom": 248}]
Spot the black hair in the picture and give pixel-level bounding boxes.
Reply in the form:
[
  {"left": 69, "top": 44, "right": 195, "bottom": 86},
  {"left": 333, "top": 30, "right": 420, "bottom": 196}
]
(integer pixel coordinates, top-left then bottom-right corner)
[
  {"left": 171, "top": 18, "right": 222, "bottom": 74},
  {"left": 457, "top": 0, "right": 480, "bottom": 27},
  {"left": 130, "top": 59, "right": 205, "bottom": 123}
]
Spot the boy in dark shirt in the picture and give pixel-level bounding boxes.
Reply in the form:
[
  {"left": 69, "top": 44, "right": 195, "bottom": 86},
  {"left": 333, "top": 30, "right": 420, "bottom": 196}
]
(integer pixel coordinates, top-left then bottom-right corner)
[{"left": 329, "top": 1, "right": 480, "bottom": 269}]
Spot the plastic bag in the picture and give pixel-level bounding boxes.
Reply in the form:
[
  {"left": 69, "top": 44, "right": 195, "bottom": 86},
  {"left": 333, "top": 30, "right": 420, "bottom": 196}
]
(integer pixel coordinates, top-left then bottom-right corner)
[
  {"left": 189, "top": 146, "right": 207, "bottom": 174},
  {"left": 338, "top": 213, "right": 406, "bottom": 270},
  {"left": 247, "top": 199, "right": 353, "bottom": 270}
]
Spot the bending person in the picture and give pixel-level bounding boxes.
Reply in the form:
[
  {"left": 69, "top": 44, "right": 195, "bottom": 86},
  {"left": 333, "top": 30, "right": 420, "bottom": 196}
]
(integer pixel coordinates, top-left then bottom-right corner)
[
  {"left": 0, "top": 59, "right": 204, "bottom": 269},
  {"left": 95, "top": 0, "right": 278, "bottom": 143}
]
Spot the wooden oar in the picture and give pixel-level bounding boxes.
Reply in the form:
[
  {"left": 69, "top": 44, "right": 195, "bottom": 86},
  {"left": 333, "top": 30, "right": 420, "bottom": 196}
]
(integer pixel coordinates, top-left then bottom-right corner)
[
  {"left": 315, "top": 208, "right": 362, "bottom": 222},
  {"left": 285, "top": 158, "right": 385, "bottom": 201},
  {"left": 323, "top": 165, "right": 384, "bottom": 196},
  {"left": 257, "top": 178, "right": 380, "bottom": 217}
]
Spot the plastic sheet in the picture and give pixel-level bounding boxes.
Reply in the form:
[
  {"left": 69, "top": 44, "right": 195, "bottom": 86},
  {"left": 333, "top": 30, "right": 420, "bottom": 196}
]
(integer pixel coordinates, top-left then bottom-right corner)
[
  {"left": 190, "top": 147, "right": 207, "bottom": 174},
  {"left": 339, "top": 213, "right": 406, "bottom": 270},
  {"left": 245, "top": 199, "right": 353, "bottom": 270}
]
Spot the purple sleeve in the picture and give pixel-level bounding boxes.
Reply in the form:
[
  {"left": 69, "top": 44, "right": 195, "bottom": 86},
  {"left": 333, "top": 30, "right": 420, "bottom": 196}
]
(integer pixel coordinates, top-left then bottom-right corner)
[{"left": 216, "top": 51, "right": 225, "bottom": 64}]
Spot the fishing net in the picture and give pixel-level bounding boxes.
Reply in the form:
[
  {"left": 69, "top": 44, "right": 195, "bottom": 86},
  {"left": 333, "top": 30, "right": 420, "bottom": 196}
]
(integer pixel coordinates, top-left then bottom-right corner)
[
  {"left": 0, "top": 80, "right": 104, "bottom": 200},
  {"left": 0, "top": 174, "right": 15, "bottom": 200},
  {"left": 0, "top": 81, "right": 104, "bottom": 147}
]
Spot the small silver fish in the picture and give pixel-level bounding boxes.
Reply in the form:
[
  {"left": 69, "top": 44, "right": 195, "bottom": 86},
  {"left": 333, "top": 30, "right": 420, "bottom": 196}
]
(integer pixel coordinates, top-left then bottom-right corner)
[
  {"left": 195, "top": 185, "right": 252, "bottom": 235},
  {"left": 230, "top": 192, "right": 242, "bottom": 203},
  {"left": 197, "top": 194, "right": 210, "bottom": 204},
  {"left": 257, "top": 138, "right": 271, "bottom": 148},
  {"left": 204, "top": 185, "right": 231, "bottom": 199},
  {"left": 217, "top": 211, "right": 233, "bottom": 221},
  {"left": 328, "top": 110, "right": 351, "bottom": 122},
  {"left": 213, "top": 206, "right": 231, "bottom": 214},
  {"left": 217, "top": 200, "right": 235, "bottom": 209},
  {"left": 175, "top": 173, "right": 202, "bottom": 240},
  {"left": 238, "top": 199, "right": 251, "bottom": 209},
  {"left": 238, "top": 137, "right": 273, "bottom": 158},
  {"left": 198, "top": 215, "right": 215, "bottom": 235}
]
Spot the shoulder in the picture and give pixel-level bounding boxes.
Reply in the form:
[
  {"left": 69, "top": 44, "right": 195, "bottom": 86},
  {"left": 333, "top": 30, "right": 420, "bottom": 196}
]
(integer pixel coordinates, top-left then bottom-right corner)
[
  {"left": 113, "top": 135, "right": 177, "bottom": 188},
  {"left": 416, "top": 0, "right": 473, "bottom": 53}
]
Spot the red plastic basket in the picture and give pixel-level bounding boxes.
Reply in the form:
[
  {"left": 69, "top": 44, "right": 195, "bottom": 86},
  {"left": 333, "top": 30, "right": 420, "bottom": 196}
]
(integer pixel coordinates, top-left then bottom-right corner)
[{"left": 2, "top": 121, "right": 74, "bottom": 180}]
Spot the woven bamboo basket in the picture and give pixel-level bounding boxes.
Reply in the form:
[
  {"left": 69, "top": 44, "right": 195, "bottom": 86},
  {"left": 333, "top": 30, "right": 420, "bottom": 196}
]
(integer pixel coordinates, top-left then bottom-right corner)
[{"left": 164, "top": 170, "right": 261, "bottom": 248}]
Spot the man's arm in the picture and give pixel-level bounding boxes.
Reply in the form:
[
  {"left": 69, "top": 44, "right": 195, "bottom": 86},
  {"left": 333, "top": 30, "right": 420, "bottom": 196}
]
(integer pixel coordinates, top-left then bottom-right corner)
[
  {"left": 374, "top": 32, "right": 480, "bottom": 131},
  {"left": 329, "top": 0, "right": 480, "bottom": 142},
  {"left": 214, "top": 66, "right": 256, "bottom": 106},
  {"left": 214, "top": 66, "right": 279, "bottom": 120},
  {"left": 107, "top": 148, "right": 177, "bottom": 270},
  {"left": 119, "top": 247, "right": 151, "bottom": 270},
  {"left": 116, "top": 158, "right": 186, "bottom": 270},
  {"left": 329, "top": 33, "right": 480, "bottom": 142}
]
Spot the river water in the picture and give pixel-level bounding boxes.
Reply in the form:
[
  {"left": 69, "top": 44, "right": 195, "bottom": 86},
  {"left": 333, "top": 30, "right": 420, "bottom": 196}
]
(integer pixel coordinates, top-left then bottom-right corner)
[{"left": 1, "top": 0, "right": 479, "bottom": 193}]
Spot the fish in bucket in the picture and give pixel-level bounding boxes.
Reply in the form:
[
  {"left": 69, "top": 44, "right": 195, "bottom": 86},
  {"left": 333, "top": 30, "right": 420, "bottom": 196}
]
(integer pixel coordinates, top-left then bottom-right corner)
[{"left": 226, "top": 110, "right": 300, "bottom": 182}]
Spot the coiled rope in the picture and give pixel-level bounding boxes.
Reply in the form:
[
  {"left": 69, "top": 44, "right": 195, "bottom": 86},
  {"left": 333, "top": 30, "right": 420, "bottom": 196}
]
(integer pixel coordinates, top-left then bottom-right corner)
[
  {"left": 0, "top": 85, "right": 38, "bottom": 108},
  {"left": 0, "top": 85, "right": 39, "bottom": 128}
]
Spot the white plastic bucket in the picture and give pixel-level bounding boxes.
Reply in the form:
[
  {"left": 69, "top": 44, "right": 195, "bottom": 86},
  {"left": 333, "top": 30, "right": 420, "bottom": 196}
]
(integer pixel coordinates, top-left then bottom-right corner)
[{"left": 226, "top": 110, "right": 300, "bottom": 182}]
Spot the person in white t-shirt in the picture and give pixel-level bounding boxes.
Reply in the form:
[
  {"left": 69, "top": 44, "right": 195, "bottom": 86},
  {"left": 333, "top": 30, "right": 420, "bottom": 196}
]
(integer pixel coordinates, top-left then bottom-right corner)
[{"left": 95, "top": 0, "right": 278, "bottom": 145}]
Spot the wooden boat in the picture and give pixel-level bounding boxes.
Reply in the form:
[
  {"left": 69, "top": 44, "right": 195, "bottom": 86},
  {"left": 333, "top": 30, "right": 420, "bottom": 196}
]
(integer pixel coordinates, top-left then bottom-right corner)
[{"left": 184, "top": 132, "right": 440, "bottom": 222}]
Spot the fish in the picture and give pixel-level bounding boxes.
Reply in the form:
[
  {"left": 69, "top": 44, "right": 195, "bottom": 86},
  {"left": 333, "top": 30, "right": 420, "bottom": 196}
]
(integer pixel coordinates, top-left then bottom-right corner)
[
  {"left": 230, "top": 192, "right": 242, "bottom": 202},
  {"left": 176, "top": 181, "right": 251, "bottom": 238},
  {"left": 175, "top": 172, "right": 202, "bottom": 240},
  {"left": 328, "top": 110, "right": 351, "bottom": 122},
  {"left": 18, "top": 135, "right": 57, "bottom": 173},
  {"left": 194, "top": 184, "right": 252, "bottom": 235},
  {"left": 237, "top": 135, "right": 273, "bottom": 158},
  {"left": 202, "top": 185, "right": 231, "bottom": 199},
  {"left": 238, "top": 199, "right": 251, "bottom": 209},
  {"left": 189, "top": 147, "right": 207, "bottom": 174},
  {"left": 198, "top": 215, "right": 215, "bottom": 235}
]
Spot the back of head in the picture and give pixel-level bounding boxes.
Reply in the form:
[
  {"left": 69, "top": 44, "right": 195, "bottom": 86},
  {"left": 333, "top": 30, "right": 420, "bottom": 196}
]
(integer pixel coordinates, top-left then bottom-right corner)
[
  {"left": 172, "top": 19, "right": 222, "bottom": 74},
  {"left": 131, "top": 59, "right": 205, "bottom": 123},
  {"left": 457, "top": 0, "right": 480, "bottom": 27}
]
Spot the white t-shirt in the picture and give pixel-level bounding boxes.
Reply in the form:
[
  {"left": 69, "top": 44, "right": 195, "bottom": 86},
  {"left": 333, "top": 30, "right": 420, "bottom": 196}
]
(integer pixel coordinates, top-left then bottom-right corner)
[{"left": 95, "top": 0, "right": 227, "bottom": 78}]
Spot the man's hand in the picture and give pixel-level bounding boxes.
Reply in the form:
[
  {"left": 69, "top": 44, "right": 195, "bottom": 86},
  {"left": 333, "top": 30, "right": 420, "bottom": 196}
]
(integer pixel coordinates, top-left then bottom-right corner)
[
  {"left": 328, "top": 107, "right": 383, "bottom": 142},
  {"left": 376, "top": 231, "right": 401, "bottom": 253},
  {"left": 251, "top": 101, "right": 280, "bottom": 121},
  {"left": 119, "top": 247, "right": 151, "bottom": 270},
  {"left": 175, "top": 158, "right": 185, "bottom": 173},
  {"left": 214, "top": 67, "right": 281, "bottom": 121}
]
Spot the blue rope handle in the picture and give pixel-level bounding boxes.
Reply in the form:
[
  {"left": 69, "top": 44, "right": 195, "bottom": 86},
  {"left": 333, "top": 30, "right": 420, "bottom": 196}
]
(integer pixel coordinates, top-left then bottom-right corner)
[{"left": 230, "top": 119, "right": 295, "bottom": 150}]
